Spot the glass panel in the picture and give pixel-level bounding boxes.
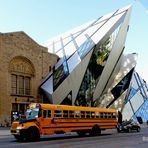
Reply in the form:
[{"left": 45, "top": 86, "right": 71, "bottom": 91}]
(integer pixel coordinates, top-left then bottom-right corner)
[
  {"left": 53, "top": 61, "right": 69, "bottom": 91},
  {"left": 112, "top": 113, "right": 116, "bottom": 119},
  {"left": 69, "top": 111, "right": 74, "bottom": 118},
  {"left": 91, "top": 13, "right": 125, "bottom": 44},
  {"left": 131, "top": 75, "right": 139, "bottom": 90},
  {"left": 81, "top": 111, "right": 85, "bottom": 118},
  {"left": 91, "top": 112, "right": 95, "bottom": 118},
  {"left": 67, "top": 51, "right": 81, "bottom": 73},
  {"left": 100, "top": 113, "right": 103, "bottom": 118},
  {"left": 26, "top": 108, "right": 39, "bottom": 119},
  {"left": 77, "top": 37, "right": 94, "bottom": 59},
  {"left": 47, "top": 110, "right": 51, "bottom": 118},
  {"left": 11, "top": 75, "right": 17, "bottom": 94},
  {"left": 19, "top": 104, "right": 25, "bottom": 115},
  {"left": 75, "top": 111, "right": 80, "bottom": 118},
  {"left": 55, "top": 57, "right": 65, "bottom": 69},
  {"left": 25, "top": 77, "right": 30, "bottom": 95},
  {"left": 86, "top": 112, "right": 90, "bottom": 118},
  {"left": 54, "top": 110, "right": 62, "bottom": 118},
  {"left": 108, "top": 113, "right": 112, "bottom": 118},
  {"left": 104, "top": 113, "right": 107, "bottom": 118},
  {"left": 43, "top": 110, "right": 47, "bottom": 118},
  {"left": 12, "top": 103, "right": 18, "bottom": 111},
  {"left": 40, "top": 75, "right": 53, "bottom": 94},
  {"left": 96, "top": 112, "right": 100, "bottom": 118},
  {"left": 18, "top": 76, "right": 24, "bottom": 95},
  {"left": 64, "top": 41, "right": 77, "bottom": 58},
  {"left": 62, "top": 36, "right": 73, "bottom": 47},
  {"left": 56, "top": 49, "right": 64, "bottom": 58},
  {"left": 125, "top": 87, "right": 137, "bottom": 103},
  {"left": 134, "top": 100, "right": 148, "bottom": 123},
  {"left": 85, "top": 21, "right": 105, "bottom": 38},
  {"left": 97, "top": 11, "right": 116, "bottom": 23},
  {"left": 63, "top": 110, "right": 68, "bottom": 118},
  {"left": 75, "top": 34, "right": 87, "bottom": 47},
  {"left": 111, "top": 68, "right": 134, "bottom": 100},
  {"left": 130, "top": 91, "right": 144, "bottom": 113},
  {"left": 60, "top": 91, "right": 72, "bottom": 105},
  {"left": 72, "top": 31, "right": 81, "bottom": 38}
]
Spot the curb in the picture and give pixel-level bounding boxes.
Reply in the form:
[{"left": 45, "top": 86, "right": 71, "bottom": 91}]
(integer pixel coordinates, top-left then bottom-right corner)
[{"left": 0, "top": 129, "right": 11, "bottom": 137}]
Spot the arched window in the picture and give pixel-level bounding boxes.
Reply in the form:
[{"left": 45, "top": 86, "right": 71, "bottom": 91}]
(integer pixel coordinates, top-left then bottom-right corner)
[{"left": 9, "top": 56, "right": 35, "bottom": 96}]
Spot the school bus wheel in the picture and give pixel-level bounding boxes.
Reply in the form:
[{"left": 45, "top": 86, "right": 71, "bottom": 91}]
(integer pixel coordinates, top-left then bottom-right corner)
[
  {"left": 13, "top": 131, "right": 28, "bottom": 142},
  {"left": 14, "top": 135, "right": 24, "bottom": 141},
  {"left": 90, "top": 125, "right": 101, "bottom": 136},
  {"left": 27, "top": 127, "right": 40, "bottom": 141}
]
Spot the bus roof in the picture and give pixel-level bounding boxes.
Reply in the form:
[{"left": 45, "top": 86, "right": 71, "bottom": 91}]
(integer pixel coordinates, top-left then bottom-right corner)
[{"left": 29, "top": 103, "right": 117, "bottom": 113}]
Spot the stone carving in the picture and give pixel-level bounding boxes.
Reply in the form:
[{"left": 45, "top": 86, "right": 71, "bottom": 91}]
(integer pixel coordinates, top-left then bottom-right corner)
[{"left": 9, "top": 56, "right": 35, "bottom": 76}]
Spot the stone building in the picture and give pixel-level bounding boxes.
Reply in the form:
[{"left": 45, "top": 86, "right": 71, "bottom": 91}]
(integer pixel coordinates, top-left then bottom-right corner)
[{"left": 0, "top": 31, "right": 58, "bottom": 126}]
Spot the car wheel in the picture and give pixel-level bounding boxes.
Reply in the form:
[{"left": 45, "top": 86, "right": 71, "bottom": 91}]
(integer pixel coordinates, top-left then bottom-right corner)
[
  {"left": 127, "top": 128, "right": 131, "bottom": 133},
  {"left": 137, "top": 127, "right": 140, "bottom": 132},
  {"left": 117, "top": 128, "right": 121, "bottom": 133}
]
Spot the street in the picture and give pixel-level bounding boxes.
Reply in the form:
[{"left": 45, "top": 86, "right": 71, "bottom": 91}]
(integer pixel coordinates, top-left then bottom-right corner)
[{"left": 0, "top": 127, "right": 148, "bottom": 148}]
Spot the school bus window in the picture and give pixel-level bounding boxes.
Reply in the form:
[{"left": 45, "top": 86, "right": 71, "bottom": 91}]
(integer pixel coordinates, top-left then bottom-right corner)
[
  {"left": 91, "top": 112, "right": 95, "bottom": 118},
  {"left": 54, "top": 110, "right": 62, "bottom": 118},
  {"left": 63, "top": 110, "right": 68, "bottom": 118},
  {"left": 81, "top": 111, "right": 85, "bottom": 118},
  {"left": 100, "top": 113, "right": 103, "bottom": 118},
  {"left": 96, "top": 112, "right": 99, "bottom": 118},
  {"left": 47, "top": 110, "right": 51, "bottom": 118},
  {"left": 112, "top": 113, "right": 116, "bottom": 118},
  {"left": 69, "top": 110, "right": 74, "bottom": 118},
  {"left": 108, "top": 113, "right": 111, "bottom": 118},
  {"left": 43, "top": 110, "right": 47, "bottom": 118},
  {"left": 104, "top": 112, "right": 107, "bottom": 118},
  {"left": 86, "top": 111, "right": 90, "bottom": 118},
  {"left": 75, "top": 111, "right": 80, "bottom": 118}
]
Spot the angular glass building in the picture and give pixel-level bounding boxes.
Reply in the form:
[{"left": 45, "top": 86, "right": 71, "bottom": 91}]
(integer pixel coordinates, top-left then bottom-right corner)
[
  {"left": 122, "top": 72, "right": 148, "bottom": 122},
  {"left": 40, "top": 5, "right": 148, "bottom": 123}
]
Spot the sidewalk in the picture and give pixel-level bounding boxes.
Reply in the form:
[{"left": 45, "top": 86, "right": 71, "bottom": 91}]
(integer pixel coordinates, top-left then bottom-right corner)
[{"left": 0, "top": 127, "right": 11, "bottom": 136}]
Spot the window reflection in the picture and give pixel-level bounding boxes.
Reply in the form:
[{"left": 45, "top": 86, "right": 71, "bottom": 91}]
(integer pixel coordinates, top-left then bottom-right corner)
[
  {"left": 111, "top": 68, "right": 134, "bottom": 99},
  {"left": 61, "top": 91, "right": 72, "bottom": 105},
  {"left": 53, "top": 60, "right": 69, "bottom": 91},
  {"left": 75, "top": 37, "right": 113, "bottom": 107},
  {"left": 77, "top": 38, "right": 94, "bottom": 59}
]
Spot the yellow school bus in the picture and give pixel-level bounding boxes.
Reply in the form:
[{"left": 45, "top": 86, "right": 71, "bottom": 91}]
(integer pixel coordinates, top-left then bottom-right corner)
[{"left": 10, "top": 103, "right": 118, "bottom": 141}]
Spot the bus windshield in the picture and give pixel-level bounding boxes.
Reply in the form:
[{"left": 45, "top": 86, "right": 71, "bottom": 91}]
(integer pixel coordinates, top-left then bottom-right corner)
[{"left": 26, "top": 108, "right": 39, "bottom": 119}]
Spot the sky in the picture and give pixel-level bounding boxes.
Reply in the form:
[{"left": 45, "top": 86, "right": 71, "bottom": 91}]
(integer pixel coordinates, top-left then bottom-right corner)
[{"left": 0, "top": 0, "right": 148, "bottom": 82}]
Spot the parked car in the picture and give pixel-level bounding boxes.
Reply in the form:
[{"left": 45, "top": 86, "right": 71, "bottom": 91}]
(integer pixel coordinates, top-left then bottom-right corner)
[{"left": 117, "top": 119, "right": 141, "bottom": 133}]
